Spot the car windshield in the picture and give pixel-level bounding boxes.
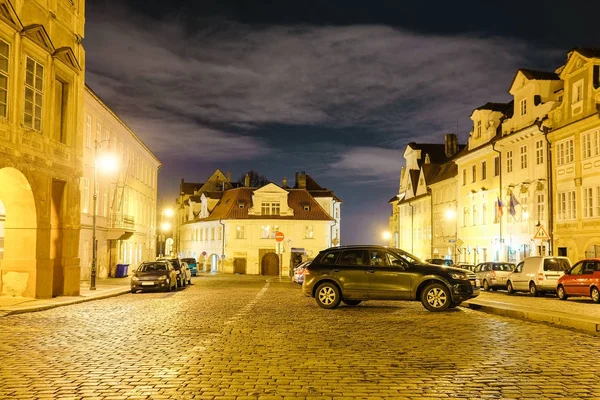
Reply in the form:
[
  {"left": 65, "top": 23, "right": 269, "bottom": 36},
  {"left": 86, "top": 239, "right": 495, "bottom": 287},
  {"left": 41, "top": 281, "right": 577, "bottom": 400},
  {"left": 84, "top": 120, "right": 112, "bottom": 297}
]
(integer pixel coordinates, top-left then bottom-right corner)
[
  {"left": 138, "top": 263, "right": 167, "bottom": 272},
  {"left": 388, "top": 248, "right": 426, "bottom": 265},
  {"left": 182, "top": 258, "right": 196, "bottom": 264},
  {"left": 544, "top": 258, "right": 571, "bottom": 271},
  {"left": 492, "top": 264, "right": 514, "bottom": 271}
]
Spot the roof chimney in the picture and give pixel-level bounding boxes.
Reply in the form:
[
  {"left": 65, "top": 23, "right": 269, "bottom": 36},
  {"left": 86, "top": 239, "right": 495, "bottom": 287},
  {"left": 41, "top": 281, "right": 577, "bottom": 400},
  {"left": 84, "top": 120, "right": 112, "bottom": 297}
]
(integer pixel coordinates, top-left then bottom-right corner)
[
  {"left": 244, "top": 174, "right": 250, "bottom": 187},
  {"left": 226, "top": 171, "right": 231, "bottom": 182},
  {"left": 282, "top": 177, "right": 288, "bottom": 189},
  {"left": 296, "top": 171, "right": 306, "bottom": 189},
  {"left": 445, "top": 133, "right": 458, "bottom": 158},
  {"left": 424, "top": 153, "right": 431, "bottom": 164}
]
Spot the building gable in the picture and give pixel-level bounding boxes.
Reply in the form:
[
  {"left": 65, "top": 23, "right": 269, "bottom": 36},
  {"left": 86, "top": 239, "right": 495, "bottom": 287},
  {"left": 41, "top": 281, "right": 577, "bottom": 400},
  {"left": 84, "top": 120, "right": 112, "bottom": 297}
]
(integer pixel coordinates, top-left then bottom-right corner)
[
  {"left": 248, "top": 183, "right": 294, "bottom": 217},
  {"left": 21, "top": 24, "right": 55, "bottom": 54},
  {"left": 53, "top": 46, "right": 82, "bottom": 72},
  {"left": 0, "top": 0, "right": 23, "bottom": 31}
]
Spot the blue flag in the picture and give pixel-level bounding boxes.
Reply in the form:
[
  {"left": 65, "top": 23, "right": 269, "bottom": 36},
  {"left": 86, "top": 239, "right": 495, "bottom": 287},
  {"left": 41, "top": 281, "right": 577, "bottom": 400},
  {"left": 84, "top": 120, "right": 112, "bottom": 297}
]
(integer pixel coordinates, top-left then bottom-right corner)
[{"left": 509, "top": 192, "right": 520, "bottom": 217}]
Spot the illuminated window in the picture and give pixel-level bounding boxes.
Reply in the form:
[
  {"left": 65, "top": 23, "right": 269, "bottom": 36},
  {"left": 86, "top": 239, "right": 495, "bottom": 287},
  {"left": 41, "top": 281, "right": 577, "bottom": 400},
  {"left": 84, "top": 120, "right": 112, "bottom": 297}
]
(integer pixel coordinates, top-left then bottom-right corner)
[
  {"left": 584, "top": 188, "right": 594, "bottom": 218},
  {"left": 506, "top": 151, "right": 513, "bottom": 173},
  {"left": 557, "top": 139, "right": 574, "bottom": 165},
  {"left": 236, "top": 226, "right": 245, "bottom": 239},
  {"left": 24, "top": 56, "right": 43, "bottom": 131},
  {"left": 535, "top": 140, "right": 544, "bottom": 164},
  {"left": 261, "top": 202, "right": 280, "bottom": 215},
  {"left": 520, "top": 145, "right": 528, "bottom": 169},
  {"left": 582, "top": 129, "right": 600, "bottom": 159},
  {"left": 261, "top": 225, "right": 270, "bottom": 239},
  {"left": 305, "top": 225, "right": 313, "bottom": 239},
  {"left": 572, "top": 80, "right": 583, "bottom": 104},
  {"left": 520, "top": 99, "right": 527, "bottom": 116},
  {"left": 476, "top": 120, "right": 482, "bottom": 138},
  {"left": 0, "top": 39, "right": 9, "bottom": 118},
  {"left": 481, "top": 161, "right": 487, "bottom": 180}
]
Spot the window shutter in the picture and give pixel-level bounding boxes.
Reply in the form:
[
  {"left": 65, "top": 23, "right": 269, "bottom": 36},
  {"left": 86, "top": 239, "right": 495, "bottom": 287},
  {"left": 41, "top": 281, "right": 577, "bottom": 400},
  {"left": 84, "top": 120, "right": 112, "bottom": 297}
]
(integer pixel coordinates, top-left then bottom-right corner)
[{"left": 594, "top": 66, "right": 600, "bottom": 89}]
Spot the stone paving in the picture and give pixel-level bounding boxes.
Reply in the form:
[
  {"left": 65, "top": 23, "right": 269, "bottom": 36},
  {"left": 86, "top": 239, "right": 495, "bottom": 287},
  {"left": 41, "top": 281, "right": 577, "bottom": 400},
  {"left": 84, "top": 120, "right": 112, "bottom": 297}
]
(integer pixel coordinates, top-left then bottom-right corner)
[{"left": 1, "top": 274, "right": 600, "bottom": 399}]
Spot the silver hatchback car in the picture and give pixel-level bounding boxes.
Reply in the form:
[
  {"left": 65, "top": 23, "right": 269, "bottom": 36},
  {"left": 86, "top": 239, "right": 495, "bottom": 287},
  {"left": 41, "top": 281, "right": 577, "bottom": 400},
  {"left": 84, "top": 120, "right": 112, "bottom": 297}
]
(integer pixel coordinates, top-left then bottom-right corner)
[{"left": 475, "top": 262, "right": 515, "bottom": 291}]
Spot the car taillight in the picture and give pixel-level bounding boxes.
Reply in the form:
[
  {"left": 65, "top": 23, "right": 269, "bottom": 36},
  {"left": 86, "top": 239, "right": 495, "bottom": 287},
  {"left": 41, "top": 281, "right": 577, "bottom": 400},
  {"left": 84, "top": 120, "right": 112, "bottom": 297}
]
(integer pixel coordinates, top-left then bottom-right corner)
[
  {"left": 490, "top": 270, "right": 496, "bottom": 278},
  {"left": 304, "top": 269, "right": 310, "bottom": 276},
  {"left": 538, "top": 273, "right": 544, "bottom": 281}
]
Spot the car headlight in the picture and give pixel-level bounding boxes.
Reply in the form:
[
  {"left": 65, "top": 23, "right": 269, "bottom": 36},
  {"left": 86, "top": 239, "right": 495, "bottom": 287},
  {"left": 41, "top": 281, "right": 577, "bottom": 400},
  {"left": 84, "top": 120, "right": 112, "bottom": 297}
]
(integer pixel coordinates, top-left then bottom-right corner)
[
  {"left": 131, "top": 276, "right": 139, "bottom": 282},
  {"left": 158, "top": 276, "right": 167, "bottom": 281},
  {"left": 450, "top": 272, "right": 468, "bottom": 280}
]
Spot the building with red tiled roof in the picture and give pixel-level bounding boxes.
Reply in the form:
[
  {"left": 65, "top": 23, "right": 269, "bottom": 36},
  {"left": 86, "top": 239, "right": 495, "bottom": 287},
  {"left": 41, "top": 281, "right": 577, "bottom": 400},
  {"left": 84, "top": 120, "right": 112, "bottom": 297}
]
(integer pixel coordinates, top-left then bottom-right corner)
[{"left": 177, "top": 174, "right": 341, "bottom": 277}]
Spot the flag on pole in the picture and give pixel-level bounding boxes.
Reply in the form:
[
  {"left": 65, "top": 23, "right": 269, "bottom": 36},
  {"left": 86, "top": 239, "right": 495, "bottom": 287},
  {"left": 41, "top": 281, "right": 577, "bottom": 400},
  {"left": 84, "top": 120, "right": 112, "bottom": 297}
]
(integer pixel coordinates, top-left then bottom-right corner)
[
  {"left": 509, "top": 192, "right": 520, "bottom": 217},
  {"left": 497, "top": 197, "right": 504, "bottom": 219}
]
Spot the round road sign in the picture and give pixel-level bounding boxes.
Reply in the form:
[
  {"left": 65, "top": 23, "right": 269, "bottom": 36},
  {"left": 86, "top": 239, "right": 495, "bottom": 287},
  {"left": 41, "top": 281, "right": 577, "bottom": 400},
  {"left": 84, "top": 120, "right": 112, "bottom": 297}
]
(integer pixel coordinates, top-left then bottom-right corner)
[{"left": 275, "top": 232, "right": 285, "bottom": 242}]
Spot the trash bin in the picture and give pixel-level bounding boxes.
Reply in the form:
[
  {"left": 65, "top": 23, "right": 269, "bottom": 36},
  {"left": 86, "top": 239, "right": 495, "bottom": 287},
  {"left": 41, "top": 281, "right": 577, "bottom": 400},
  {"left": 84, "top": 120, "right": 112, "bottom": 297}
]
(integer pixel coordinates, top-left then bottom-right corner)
[{"left": 116, "top": 264, "right": 129, "bottom": 278}]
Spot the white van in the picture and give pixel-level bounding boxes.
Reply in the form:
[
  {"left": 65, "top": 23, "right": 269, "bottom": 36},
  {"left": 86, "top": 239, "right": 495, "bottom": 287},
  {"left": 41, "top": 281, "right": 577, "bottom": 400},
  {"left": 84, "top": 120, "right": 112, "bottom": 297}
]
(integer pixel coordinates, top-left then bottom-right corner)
[{"left": 506, "top": 256, "right": 571, "bottom": 296}]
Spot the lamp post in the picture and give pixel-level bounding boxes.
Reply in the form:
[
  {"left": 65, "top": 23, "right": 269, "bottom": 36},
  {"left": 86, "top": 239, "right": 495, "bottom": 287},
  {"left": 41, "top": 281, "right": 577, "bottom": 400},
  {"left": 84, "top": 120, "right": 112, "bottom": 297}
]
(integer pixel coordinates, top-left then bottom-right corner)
[
  {"left": 445, "top": 207, "right": 457, "bottom": 263},
  {"left": 158, "top": 208, "right": 173, "bottom": 257},
  {"left": 91, "top": 140, "right": 117, "bottom": 290}
]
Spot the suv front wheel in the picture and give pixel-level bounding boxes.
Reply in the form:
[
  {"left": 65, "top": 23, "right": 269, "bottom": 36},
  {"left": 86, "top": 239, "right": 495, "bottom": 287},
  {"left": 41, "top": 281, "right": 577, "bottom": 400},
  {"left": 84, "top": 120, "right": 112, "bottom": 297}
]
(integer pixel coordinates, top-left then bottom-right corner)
[
  {"left": 421, "top": 283, "right": 451, "bottom": 312},
  {"left": 315, "top": 282, "right": 341, "bottom": 309}
]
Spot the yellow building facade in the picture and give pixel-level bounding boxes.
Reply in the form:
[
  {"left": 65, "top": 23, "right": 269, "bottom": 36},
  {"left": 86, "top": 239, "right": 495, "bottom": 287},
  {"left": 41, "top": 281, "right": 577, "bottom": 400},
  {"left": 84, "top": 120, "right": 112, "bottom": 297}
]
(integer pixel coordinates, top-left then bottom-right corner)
[
  {"left": 548, "top": 49, "right": 600, "bottom": 260},
  {"left": 0, "top": 0, "right": 85, "bottom": 298},
  {"left": 80, "top": 86, "right": 161, "bottom": 280}
]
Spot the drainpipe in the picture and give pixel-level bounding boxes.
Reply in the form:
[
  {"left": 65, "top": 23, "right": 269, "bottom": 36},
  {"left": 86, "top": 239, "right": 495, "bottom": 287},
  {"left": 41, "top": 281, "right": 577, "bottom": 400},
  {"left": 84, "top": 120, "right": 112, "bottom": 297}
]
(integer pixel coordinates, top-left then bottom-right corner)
[
  {"left": 492, "top": 142, "right": 503, "bottom": 261},
  {"left": 219, "top": 219, "right": 225, "bottom": 272},
  {"left": 539, "top": 123, "right": 554, "bottom": 256},
  {"left": 429, "top": 189, "right": 434, "bottom": 259},
  {"left": 408, "top": 200, "right": 414, "bottom": 254},
  {"left": 330, "top": 199, "right": 338, "bottom": 247}
]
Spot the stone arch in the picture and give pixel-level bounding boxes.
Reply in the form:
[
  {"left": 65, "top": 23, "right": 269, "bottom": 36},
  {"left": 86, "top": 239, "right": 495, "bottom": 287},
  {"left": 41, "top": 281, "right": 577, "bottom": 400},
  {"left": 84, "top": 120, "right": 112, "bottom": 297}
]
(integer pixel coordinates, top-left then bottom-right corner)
[
  {"left": 207, "top": 253, "right": 219, "bottom": 273},
  {"left": 261, "top": 252, "right": 279, "bottom": 276},
  {"left": 583, "top": 237, "right": 600, "bottom": 259},
  {"left": 0, "top": 167, "right": 38, "bottom": 297}
]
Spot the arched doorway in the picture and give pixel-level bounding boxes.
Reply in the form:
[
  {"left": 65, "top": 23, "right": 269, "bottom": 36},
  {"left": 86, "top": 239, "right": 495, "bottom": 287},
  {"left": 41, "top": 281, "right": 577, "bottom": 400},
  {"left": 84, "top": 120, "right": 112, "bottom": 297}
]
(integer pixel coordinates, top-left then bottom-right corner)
[
  {"left": 585, "top": 243, "right": 600, "bottom": 258},
  {"left": 207, "top": 253, "right": 219, "bottom": 273},
  {"left": 261, "top": 252, "right": 279, "bottom": 276},
  {"left": 0, "top": 167, "right": 38, "bottom": 297}
]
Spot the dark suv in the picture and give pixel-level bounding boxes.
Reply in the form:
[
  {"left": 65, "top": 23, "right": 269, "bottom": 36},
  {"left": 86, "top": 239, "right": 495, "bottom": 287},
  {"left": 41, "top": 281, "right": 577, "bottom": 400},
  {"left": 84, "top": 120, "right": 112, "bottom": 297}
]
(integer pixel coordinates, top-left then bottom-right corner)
[
  {"left": 302, "top": 245, "right": 479, "bottom": 312},
  {"left": 158, "top": 258, "right": 187, "bottom": 287}
]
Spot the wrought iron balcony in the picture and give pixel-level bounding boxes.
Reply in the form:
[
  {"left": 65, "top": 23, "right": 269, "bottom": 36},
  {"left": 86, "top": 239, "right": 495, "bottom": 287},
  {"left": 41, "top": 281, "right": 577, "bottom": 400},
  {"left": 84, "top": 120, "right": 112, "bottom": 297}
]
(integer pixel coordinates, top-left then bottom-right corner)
[{"left": 108, "top": 213, "right": 135, "bottom": 230}]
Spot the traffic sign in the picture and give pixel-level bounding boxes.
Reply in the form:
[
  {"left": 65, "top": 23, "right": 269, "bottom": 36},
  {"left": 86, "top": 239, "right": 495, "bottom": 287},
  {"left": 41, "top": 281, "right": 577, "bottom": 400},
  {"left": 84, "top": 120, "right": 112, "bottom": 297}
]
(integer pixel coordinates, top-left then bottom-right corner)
[
  {"left": 455, "top": 238, "right": 464, "bottom": 248},
  {"left": 533, "top": 225, "right": 550, "bottom": 240},
  {"left": 275, "top": 231, "right": 285, "bottom": 242}
]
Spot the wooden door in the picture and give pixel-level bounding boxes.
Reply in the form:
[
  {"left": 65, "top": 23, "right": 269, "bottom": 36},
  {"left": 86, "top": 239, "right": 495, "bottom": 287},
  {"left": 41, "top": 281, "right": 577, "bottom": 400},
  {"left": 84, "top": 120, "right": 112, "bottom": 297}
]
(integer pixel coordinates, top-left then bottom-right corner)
[
  {"left": 234, "top": 258, "right": 247, "bottom": 274},
  {"left": 261, "top": 252, "right": 279, "bottom": 276}
]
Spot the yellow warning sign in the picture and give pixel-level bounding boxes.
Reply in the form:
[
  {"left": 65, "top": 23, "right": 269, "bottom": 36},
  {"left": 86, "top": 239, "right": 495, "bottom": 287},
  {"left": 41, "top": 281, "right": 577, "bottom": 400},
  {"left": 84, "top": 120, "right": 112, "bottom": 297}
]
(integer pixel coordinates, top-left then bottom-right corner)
[{"left": 533, "top": 225, "right": 550, "bottom": 240}]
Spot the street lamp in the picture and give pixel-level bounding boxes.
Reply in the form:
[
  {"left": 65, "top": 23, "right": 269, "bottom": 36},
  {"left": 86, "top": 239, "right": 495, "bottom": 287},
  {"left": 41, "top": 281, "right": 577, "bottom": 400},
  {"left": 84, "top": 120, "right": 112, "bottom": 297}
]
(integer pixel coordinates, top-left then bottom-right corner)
[
  {"left": 445, "top": 206, "right": 457, "bottom": 263},
  {"left": 159, "top": 208, "right": 173, "bottom": 257},
  {"left": 91, "top": 140, "right": 118, "bottom": 290},
  {"left": 382, "top": 230, "right": 392, "bottom": 242}
]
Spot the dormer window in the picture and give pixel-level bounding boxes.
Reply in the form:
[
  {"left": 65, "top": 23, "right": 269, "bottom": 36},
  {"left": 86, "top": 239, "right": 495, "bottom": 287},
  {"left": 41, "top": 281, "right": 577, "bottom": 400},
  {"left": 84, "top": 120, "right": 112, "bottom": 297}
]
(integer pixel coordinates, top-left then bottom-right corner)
[
  {"left": 238, "top": 201, "right": 245, "bottom": 209},
  {"left": 261, "top": 202, "right": 280, "bottom": 215},
  {"left": 520, "top": 99, "right": 527, "bottom": 116},
  {"left": 302, "top": 202, "right": 311, "bottom": 211},
  {"left": 572, "top": 80, "right": 583, "bottom": 104},
  {"left": 476, "top": 120, "right": 482, "bottom": 138}
]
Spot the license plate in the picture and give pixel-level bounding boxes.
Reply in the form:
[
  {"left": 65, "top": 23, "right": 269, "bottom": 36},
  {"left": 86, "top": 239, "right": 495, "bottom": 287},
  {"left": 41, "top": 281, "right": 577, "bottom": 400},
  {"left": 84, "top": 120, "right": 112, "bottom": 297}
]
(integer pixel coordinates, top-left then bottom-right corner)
[{"left": 141, "top": 282, "right": 154, "bottom": 286}]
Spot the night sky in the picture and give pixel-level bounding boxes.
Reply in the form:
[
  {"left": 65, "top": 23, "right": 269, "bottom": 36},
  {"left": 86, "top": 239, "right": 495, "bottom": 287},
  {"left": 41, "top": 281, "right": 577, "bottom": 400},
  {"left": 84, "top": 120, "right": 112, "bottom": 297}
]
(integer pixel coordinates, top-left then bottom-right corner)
[{"left": 84, "top": 0, "right": 599, "bottom": 245}]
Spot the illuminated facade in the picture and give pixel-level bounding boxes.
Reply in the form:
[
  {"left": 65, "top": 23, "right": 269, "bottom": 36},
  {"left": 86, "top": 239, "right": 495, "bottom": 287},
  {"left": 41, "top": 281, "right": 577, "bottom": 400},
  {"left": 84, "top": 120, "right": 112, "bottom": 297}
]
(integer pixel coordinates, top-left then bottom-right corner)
[
  {"left": 79, "top": 87, "right": 161, "bottom": 279},
  {"left": 178, "top": 172, "right": 340, "bottom": 276},
  {"left": 0, "top": 0, "right": 85, "bottom": 298}
]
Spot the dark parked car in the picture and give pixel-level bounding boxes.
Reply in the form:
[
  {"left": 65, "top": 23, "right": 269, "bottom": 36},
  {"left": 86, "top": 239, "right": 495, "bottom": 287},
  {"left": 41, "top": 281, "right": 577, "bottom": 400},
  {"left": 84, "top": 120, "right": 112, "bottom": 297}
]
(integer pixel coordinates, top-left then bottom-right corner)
[
  {"left": 302, "top": 245, "right": 479, "bottom": 311},
  {"left": 131, "top": 261, "right": 177, "bottom": 293},
  {"left": 158, "top": 258, "right": 188, "bottom": 287},
  {"left": 181, "top": 258, "right": 198, "bottom": 276}
]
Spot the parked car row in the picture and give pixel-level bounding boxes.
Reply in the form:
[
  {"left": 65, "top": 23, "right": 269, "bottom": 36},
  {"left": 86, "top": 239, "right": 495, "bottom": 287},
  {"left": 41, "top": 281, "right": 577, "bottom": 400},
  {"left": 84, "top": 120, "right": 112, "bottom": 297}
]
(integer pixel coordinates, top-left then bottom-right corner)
[
  {"left": 131, "top": 258, "right": 193, "bottom": 293},
  {"left": 292, "top": 261, "right": 312, "bottom": 285},
  {"left": 462, "top": 256, "right": 600, "bottom": 303}
]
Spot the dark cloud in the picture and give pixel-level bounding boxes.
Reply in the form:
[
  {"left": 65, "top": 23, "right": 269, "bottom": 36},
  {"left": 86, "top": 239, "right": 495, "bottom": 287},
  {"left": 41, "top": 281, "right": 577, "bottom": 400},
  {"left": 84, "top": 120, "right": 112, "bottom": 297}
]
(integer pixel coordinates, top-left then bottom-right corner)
[{"left": 84, "top": 3, "right": 564, "bottom": 242}]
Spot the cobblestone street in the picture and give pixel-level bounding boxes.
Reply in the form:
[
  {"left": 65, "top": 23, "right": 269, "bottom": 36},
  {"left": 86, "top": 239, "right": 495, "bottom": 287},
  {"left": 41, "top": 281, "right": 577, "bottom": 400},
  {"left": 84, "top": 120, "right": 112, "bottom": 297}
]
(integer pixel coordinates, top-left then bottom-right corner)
[{"left": 1, "top": 275, "right": 600, "bottom": 399}]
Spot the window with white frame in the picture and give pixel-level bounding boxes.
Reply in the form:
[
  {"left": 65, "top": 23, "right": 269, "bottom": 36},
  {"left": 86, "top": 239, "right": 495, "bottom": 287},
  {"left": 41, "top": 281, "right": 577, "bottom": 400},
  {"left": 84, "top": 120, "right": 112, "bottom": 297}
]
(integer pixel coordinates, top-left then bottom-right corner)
[
  {"left": 481, "top": 161, "right": 487, "bottom": 180},
  {"left": 584, "top": 188, "right": 594, "bottom": 218},
  {"left": 557, "top": 139, "right": 574, "bottom": 165},
  {"left": 582, "top": 129, "right": 600, "bottom": 159},
  {"left": 520, "top": 99, "right": 527, "bottom": 116},
  {"left": 597, "top": 187, "right": 600, "bottom": 217},
  {"left": 261, "top": 225, "right": 270, "bottom": 238},
  {"left": 476, "top": 120, "right": 482, "bottom": 138},
  {"left": 557, "top": 191, "right": 576, "bottom": 221},
  {"left": 535, "top": 140, "right": 544, "bottom": 165},
  {"left": 507, "top": 151, "right": 513, "bottom": 173},
  {"left": 86, "top": 115, "right": 92, "bottom": 148},
  {"left": 472, "top": 205, "right": 477, "bottom": 226},
  {"left": 236, "top": 226, "right": 245, "bottom": 239},
  {"left": 463, "top": 207, "right": 468, "bottom": 227},
  {"left": 81, "top": 177, "right": 89, "bottom": 214},
  {"left": 572, "top": 79, "right": 583, "bottom": 104},
  {"left": 96, "top": 122, "right": 102, "bottom": 145},
  {"left": 520, "top": 145, "right": 528, "bottom": 169},
  {"left": 305, "top": 225, "right": 314, "bottom": 239},
  {"left": 537, "top": 193, "right": 544, "bottom": 221},
  {"left": 261, "top": 202, "right": 280, "bottom": 215},
  {"left": 0, "top": 39, "right": 9, "bottom": 119},
  {"left": 24, "top": 56, "right": 43, "bottom": 131},
  {"left": 482, "top": 203, "right": 487, "bottom": 224}
]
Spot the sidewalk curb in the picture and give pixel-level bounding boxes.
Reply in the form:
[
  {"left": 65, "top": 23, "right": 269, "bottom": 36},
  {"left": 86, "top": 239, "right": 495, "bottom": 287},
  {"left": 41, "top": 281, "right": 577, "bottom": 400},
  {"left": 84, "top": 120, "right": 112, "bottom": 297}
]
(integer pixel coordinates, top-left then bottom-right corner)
[
  {"left": 462, "top": 301, "right": 600, "bottom": 335},
  {"left": 0, "top": 288, "right": 131, "bottom": 317}
]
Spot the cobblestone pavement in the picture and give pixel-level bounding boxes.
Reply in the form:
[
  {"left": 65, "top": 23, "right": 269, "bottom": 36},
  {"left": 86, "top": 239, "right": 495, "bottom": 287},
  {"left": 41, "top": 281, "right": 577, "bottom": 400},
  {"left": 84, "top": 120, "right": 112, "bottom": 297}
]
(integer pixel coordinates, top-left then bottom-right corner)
[
  {"left": 474, "top": 289, "right": 600, "bottom": 318},
  {"left": 1, "top": 275, "right": 600, "bottom": 400}
]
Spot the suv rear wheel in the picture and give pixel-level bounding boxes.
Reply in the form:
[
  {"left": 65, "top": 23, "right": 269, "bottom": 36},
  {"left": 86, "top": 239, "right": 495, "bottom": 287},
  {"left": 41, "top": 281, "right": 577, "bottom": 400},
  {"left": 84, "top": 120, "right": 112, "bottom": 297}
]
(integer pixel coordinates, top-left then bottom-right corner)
[
  {"left": 315, "top": 282, "right": 341, "bottom": 309},
  {"left": 421, "top": 283, "right": 451, "bottom": 312}
]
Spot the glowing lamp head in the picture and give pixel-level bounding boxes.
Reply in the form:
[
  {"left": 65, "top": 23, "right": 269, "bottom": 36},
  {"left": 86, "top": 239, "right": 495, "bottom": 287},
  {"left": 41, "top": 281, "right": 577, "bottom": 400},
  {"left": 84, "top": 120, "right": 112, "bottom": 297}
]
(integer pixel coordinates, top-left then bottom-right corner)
[
  {"left": 163, "top": 208, "right": 174, "bottom": 217},
  {"left": 161, "top": 222, "right": 171, "bottom": 232},
  {"left": 382, "top": 230, "right": 392, "bottom": 240},
  {"left": 445, "top": 209, "right": 456, "bottom": 220},
  {"left": 96, "top": 153, "right": 118, "bottom": 174}
]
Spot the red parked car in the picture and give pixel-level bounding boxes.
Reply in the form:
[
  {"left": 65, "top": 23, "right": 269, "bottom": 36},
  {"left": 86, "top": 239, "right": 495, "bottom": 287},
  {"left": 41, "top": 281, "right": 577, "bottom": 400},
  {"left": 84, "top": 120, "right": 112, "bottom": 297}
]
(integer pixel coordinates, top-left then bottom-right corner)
[{"left": 556, "top": 259, "right": 600, "bottom": 303}]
